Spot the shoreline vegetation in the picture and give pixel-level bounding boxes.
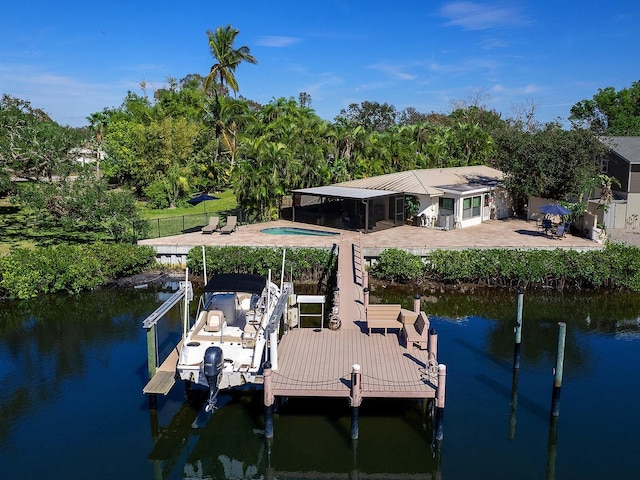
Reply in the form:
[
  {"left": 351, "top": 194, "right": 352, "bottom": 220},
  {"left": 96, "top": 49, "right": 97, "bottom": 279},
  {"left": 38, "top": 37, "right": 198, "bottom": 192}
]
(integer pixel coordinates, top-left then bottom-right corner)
[{"left": 2, "top": 242, "right": 640, "bottom": 300}]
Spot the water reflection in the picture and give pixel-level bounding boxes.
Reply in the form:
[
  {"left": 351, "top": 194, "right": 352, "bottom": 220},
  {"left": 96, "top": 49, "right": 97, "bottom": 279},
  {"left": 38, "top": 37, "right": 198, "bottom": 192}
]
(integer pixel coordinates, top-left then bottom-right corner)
[
  {"left": 1, "top": 285, "right": 640, "bottom": 479},
  {"left": 147, "top": 392, "right": 441, "bottom": 479}
]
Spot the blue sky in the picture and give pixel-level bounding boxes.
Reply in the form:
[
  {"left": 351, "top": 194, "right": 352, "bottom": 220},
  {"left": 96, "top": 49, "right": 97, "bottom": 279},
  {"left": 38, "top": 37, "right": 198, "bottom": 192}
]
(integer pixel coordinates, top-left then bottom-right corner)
[{"left": 1, "top": 1, "right": 638, "bottom": 128}]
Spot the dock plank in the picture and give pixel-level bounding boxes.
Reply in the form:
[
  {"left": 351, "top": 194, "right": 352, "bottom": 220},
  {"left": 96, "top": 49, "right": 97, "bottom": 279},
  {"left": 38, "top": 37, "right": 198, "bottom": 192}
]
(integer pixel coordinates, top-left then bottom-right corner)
[
  {"left": 143, "top": 371, "right": 176, "bottom": 395},
  {"left": 274, "top": 328, "right": 435, "bottom": 399}
]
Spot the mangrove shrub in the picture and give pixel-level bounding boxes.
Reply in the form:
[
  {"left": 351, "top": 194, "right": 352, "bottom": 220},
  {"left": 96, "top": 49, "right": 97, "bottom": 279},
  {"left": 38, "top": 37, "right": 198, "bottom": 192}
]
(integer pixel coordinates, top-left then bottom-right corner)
[
  {"left": 186, "top": 246, "right": 337, "bottom": 284},
  {"left": 0, "top": 243, "right": 157, "bottom": 299},
  {"left": 370, "top": 245, "right": 640, "bottom": 291}
]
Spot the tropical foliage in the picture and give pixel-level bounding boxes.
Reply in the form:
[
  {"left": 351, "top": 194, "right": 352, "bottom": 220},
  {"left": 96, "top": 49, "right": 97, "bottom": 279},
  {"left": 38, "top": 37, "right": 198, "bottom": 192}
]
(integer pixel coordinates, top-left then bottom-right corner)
[
  {"left": 370, "top": 245, "right": 640, "bottom": 292},
  {"left": 570, "top": 80, "right": 640, "bottom": 135},
  {"left": 3, "top": 26, "right": 636, "bottom": 234},
  {"left": 186, "top": 246, "right": 337, "bottom": 284},
  {"left": 0, "top": 243, "right": 156, "bottom": 299}
]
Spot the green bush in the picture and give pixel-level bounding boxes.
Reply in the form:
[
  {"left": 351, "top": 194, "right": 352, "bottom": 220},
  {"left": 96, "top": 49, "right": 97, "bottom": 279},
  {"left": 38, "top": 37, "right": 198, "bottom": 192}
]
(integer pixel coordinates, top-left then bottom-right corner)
[
  {"left": 370, "top": 248, "right": 425, "bottom": 283},
  {"left": 371, "top": 244, "right": 640, "bottom": 291},
  {"left": 0, "top": 243, "right": 157, "bottom": 299},
  {"left": 186, "top": 246, "right": 336, "bottom": 284}
]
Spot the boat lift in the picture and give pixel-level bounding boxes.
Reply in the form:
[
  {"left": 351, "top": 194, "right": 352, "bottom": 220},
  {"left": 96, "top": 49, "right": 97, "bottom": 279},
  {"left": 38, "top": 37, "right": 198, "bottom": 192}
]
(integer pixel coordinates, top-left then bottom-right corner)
[{"left": 142, "top": 270, "right": 193, "bottom": 395}]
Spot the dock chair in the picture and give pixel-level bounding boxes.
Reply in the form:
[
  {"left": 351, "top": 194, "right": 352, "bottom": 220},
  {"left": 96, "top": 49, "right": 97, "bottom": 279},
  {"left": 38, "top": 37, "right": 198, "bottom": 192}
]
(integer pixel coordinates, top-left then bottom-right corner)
[
  {"left": 220, "top": 215, "right": 237, "bottom": 234},
  {"left": 201, "top": 216, "right": 220, "bottom": 234}
]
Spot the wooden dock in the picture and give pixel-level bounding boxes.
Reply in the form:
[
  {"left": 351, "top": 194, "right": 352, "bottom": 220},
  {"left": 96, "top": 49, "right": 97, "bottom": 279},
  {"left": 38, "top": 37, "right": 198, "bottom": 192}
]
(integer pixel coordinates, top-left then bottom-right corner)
[
  {"left": 271, "top": 237, "right": 439, "bottom": 401},
  {"left": 273, "top": 328, "right": 436, "bottom": 398},
  {"left": 143, "top": 342, "right": 181, "bottom": 395}
]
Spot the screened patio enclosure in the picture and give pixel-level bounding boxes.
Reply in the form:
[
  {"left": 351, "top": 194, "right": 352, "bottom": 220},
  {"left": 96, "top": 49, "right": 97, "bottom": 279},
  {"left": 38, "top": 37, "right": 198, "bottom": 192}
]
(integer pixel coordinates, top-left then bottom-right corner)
[{"left": 289, "top": 186, "right": 404, "bottom": 232}]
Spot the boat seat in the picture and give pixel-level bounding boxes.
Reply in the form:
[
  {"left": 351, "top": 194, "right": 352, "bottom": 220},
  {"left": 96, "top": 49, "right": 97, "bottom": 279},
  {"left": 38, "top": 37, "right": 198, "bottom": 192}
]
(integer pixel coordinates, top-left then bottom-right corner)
[
  {"left": 204, "top": 310, "right": 224, "bottom": 332},
  {"left": 242, "top": 321, "right": 259, "bottom": 347},
  {"left": 238, "top": 294, "right": 252, "bottom": 310}
]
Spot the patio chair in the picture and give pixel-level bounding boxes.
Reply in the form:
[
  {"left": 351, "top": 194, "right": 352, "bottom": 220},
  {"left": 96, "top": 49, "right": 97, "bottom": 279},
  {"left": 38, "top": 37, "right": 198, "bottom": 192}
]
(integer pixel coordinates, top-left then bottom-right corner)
[
  {"left": 541, "top": 218, "right": 553, "bottom": 236},
  {"left": 201, "top": 216, "right": 219, "bottom": 234},
  {"left": 219, "top": 215, "right": 237, "bottom": 234},
  {"left": 555, "top": 224, "right": 565, "bottom": 238},
  {"left": 201, "top": 216, "right": 220, "bottom": 234}
]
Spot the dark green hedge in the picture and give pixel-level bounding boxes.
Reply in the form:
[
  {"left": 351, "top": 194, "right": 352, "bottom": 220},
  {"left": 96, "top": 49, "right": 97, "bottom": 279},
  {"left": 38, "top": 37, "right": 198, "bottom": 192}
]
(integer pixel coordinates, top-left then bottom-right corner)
[
  {"left": 371, "top": 244, "right": 640, "bottom": 291},
  {"left": 186, "top": 246, "right": 337, "bottom": 284},
  {"left": 0, "top": 243, "right": 157, "bottom": 299}
]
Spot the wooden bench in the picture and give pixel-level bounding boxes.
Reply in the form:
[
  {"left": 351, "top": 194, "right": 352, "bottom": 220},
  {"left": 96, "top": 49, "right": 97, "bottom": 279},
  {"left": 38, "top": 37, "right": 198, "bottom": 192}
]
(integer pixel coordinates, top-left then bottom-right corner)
[
  {"left": 366, "top": 304, "right": 402, "bottom": 335},
  {"left": 401, "top": 311, "right": 429, "bottom": 349}
]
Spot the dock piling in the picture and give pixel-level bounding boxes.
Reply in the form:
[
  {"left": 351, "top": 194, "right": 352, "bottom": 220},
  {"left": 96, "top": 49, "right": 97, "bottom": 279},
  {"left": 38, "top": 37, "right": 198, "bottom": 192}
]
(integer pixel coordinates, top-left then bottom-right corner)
[
  {"left": 264, "top": 362, "right": 274, "bottom": 439},
  {"left": 146, "top": 325, "right": 157, "bottom": 379},
  {"left": 413, "top": 293, "right": 421, "bottom": 313},
  {"left": 434, "top": 364, "right": 446, "bottom": 442},
  {"left": 513, "top": 289, "right": 524, "bottom": 369},
  {"left": 550, "top": 322, "right": 566, "bottom": 417},
  {"left": 509, "top": 367, "right": 519, "bottom": 441},
  {"left": 428, "top": 328, "right": 438, "bottom": 365},
  {"left": 350, "top": 364, "right": 362, "bottom": 440}
]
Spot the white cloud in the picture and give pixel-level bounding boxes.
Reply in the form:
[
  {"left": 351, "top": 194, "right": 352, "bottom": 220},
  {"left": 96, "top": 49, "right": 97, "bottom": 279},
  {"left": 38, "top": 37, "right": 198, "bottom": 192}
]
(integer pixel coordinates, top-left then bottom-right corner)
[
  {"left": 256, "top": 36, "right": 301, "bottom": 47},
  {"left": 368, "top": 62, "right": 417, "bottom": 81},
  {"left": 440, "top": 2, "right": 530, "bottom": 30},
  {"left": 0, "top": 64, "right": 140, "bottom": 126},
  {"left": 492, "top": 83, "right": 542, "bottom": 95}
]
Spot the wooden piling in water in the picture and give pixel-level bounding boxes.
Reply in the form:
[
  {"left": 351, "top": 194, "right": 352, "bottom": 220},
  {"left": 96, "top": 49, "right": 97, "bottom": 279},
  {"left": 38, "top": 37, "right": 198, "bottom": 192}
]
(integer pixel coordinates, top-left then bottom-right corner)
[
  {"left": 513, "top": 289, "right": 524, "bottom": 369},
  {"left": 428, "top": 328, "right": 438, "bottom": 364},
  {"left": 264, "top": 362, "right": 274, "bottom": 439},
  {"left": 550, "top": 322, "right": 566, "bottom": 417},
  {"left": 413, "top": 293, "right": 421, "bottom": 313},
  {"left": 146, "top": 325, "right": 157, "bottom": 379},
  {"left": 434, "top": 364, "right": 446, "bottom": 441},
  {"left": 350, "top": 364, "right": 362, "bottom": 440},
  {"left": 509, "top": 368, "right": 519, "bottom": 441}
]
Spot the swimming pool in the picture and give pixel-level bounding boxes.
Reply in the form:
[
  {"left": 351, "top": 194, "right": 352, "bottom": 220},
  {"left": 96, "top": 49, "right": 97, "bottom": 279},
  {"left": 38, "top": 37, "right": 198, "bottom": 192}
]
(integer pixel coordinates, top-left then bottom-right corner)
[{"left": 260, "top": 227, "right": 339, "bottom": 236}]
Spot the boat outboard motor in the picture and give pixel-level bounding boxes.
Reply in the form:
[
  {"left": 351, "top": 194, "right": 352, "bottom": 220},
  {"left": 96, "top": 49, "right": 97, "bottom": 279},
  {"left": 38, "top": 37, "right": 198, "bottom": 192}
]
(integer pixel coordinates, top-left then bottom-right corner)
[{"left": 203, "top": 346, "right": 224, "bottom": 412}]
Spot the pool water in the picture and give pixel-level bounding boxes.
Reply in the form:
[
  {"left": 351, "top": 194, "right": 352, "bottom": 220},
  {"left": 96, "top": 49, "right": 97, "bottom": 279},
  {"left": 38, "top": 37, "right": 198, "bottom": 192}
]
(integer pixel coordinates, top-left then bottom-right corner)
[{"left": 260, "top": 227, "right": 339, "bottom": 236}]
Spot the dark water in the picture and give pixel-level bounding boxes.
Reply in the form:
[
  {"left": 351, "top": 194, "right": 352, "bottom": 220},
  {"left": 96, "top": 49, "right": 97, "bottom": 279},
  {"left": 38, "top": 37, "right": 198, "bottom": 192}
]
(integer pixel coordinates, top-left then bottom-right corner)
[{"left": 1, "top": 283, "right": 639, "bottom": 479}]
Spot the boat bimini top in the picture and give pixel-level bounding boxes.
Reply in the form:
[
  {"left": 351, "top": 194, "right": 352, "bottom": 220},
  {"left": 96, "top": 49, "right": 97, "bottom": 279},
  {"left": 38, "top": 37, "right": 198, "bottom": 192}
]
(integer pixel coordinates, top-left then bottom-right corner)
[{"left": 203, "top": 273, "right": 268, "bottom": 294}]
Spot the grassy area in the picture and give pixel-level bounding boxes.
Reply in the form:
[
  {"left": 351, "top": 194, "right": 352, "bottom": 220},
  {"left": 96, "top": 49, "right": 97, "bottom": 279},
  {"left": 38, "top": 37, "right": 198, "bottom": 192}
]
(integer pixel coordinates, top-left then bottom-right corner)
[
  {"left": 0, "top": 194, "right": 114, "bottom": 255},
  {"left": 0, "top": 189, "right": 238, "bottom": 255},
  {"left": 139, "top": 189, "right": 238, "bottom": 219}
]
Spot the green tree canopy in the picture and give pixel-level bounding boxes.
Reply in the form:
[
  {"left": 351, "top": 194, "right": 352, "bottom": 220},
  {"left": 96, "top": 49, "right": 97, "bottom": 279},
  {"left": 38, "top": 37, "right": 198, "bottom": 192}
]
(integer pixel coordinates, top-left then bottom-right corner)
[
  {"left": 569, "top": 80, "right": 640, "bottom": 135},
  {"left": 0, "top": 94, "right": 84, "bottom": 184}
]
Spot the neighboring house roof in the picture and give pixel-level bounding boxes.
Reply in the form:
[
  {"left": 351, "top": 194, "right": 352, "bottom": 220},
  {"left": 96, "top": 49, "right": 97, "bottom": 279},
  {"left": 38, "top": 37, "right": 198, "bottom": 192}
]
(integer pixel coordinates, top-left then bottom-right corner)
[
  {"left": 334, "top": 165, "right": 504, "bottom": 196},
  {"left": 600, "top": 136, "right": 640, "bottom": 164}
]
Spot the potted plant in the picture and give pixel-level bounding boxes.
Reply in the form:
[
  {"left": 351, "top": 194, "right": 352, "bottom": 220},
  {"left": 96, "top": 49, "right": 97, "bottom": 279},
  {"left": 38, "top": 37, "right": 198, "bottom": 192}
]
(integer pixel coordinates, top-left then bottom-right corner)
[{"left": 405, "top": 195, "right": 420, "bottom": 225}]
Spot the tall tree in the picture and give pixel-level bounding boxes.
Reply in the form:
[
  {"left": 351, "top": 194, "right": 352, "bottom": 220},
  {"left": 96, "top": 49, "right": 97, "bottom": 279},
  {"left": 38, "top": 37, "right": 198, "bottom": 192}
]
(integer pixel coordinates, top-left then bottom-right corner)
[
  {"left": 203, "top": 24, "right": 257, "bottom": 164},
  {"left": 336, "top": 101, "right": 397, "bottom": 132},
  {"left": 569, "top": 81, "right": 640, "bottom": 135},
  {"left": 204, "top": 25, "right": 257, "bottom": 97},
  {"left": 0, "top": 94, "right": 84, "bottom": 183}
]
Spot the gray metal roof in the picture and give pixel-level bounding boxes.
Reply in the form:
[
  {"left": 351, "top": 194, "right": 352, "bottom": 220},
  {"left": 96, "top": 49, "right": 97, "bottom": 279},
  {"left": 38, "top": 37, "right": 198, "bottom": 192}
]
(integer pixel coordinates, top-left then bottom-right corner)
[
  {"left": 334, "top": 165, "right": 503, "bottom": 196},
  {"left": 600, "top": 136, "right": 640, "bottom": 164},
  {"left": 291, "top": 186, "right": 399, "bottom": 199}
]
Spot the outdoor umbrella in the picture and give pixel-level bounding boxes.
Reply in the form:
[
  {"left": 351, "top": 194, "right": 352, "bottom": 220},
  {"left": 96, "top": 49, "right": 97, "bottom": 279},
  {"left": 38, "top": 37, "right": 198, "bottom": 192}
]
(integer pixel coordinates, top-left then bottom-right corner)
[
  {"left": 187, "top": 193, "right": 220, "bottom": 212},
  {"left": 539, "top": 203, "right": 571, "bottom": 216}
]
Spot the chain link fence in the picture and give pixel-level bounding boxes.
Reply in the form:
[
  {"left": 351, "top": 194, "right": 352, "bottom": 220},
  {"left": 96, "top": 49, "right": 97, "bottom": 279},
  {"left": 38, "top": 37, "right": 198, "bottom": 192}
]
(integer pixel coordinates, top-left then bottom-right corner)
[{"left": 137, "top": 213, "right": 214, "bottom": 239}]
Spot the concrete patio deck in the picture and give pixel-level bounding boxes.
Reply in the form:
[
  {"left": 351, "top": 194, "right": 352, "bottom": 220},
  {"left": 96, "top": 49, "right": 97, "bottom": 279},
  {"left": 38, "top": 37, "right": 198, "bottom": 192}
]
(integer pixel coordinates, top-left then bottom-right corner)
[{"left": 139, "top": 217, "right": 603, "bottom": 264}]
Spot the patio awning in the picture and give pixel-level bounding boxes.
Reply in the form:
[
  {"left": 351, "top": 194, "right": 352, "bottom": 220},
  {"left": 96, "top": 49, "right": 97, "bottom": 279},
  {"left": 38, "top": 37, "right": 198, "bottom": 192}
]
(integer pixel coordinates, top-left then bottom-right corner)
[{"left": 291, "top": 186, "right": 399, "bottom": 200}]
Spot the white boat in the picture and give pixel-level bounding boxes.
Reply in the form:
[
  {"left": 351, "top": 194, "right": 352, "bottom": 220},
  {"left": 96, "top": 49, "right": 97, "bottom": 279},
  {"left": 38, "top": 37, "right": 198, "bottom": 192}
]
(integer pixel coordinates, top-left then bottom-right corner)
[{"left": 176, "top": 272, "right": 294, "bottom": 411}]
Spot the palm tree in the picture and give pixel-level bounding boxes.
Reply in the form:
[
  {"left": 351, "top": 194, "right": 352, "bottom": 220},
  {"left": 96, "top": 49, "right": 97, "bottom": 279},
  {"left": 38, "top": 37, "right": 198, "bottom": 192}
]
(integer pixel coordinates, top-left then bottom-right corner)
[
  {"left": 204, "top": 24, "right": 257, "bottom": 102},
  {"left": 203, "top": 24, "right": 257, "bottom": 163}
]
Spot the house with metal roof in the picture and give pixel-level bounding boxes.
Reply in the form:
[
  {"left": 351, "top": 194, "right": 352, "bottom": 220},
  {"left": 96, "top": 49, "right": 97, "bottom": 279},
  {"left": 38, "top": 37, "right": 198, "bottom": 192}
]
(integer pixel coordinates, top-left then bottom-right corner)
[{"left": 289, "top": 165, "right": 510, "bottom": 232}]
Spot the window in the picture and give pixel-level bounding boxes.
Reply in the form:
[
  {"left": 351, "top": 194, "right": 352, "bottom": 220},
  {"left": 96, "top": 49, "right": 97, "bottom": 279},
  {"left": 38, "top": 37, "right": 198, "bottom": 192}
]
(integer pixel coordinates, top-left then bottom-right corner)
[
  {"left": 439, "top": 197, "right": 454, "bottom": 214},
  {"left": 462, "top": 195, "right": 482, "bottom": 219}
]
